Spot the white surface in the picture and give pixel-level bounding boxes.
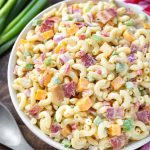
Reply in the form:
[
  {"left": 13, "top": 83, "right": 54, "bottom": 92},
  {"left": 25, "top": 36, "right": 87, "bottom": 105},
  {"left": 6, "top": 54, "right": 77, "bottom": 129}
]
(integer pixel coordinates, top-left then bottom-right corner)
[{"left": 8, "top": 0, "right": 150, "bottom": 150}]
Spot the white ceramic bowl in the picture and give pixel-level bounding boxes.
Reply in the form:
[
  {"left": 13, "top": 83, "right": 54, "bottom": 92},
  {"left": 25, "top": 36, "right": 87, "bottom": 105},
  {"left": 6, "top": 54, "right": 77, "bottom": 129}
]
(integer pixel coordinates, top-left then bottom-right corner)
[{"left": 8, "top": 0, "right": 150, "bottom": 149}]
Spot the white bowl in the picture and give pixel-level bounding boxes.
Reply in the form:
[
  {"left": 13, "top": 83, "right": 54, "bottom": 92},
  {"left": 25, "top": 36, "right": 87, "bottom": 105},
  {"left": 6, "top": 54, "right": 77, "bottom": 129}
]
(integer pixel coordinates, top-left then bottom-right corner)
[{"left": 8, "top": 0, "right": 150, "bottom": 150}]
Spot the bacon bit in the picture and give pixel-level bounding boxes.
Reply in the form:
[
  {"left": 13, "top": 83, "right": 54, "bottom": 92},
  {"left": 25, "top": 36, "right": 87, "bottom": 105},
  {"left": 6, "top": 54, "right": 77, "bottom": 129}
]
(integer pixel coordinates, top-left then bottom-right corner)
[
  {"left": 29, "top": 105, "right": 43, "bottom": 117},
  {"left": 81, "top": 53, "right": 96, "bottom": 67},
  {"left": 79, "top": 34, "right": 86, "bottom": 40},
  {"left": 70, "top": 123, "right": 77, "bottom": 130},
  {"left": 50, "top": 124, "right": 60, "bottom": 133},
  {"left": 51, "top": 85, "right": 64, "bottom": 106},
  {"left": 40, "top": 17, "right": 56, "bottom": 32},
  {"left": 63, "top": 81, "right": 76, "bottom": 98},
  {"left": 106, "top": 107, "right": 124, "bottom": 120},
  {"left": 107, "top": 8, "right": 117, "bottom": 17},
  {"left": 136, "top": 110, "right": 150, "bottom": 124},
  {"left": 96, "top": 10, "right": 113, "bottom": 24},
  {"left": 110, "top": 134, "right": 128, "bottom": 150}
]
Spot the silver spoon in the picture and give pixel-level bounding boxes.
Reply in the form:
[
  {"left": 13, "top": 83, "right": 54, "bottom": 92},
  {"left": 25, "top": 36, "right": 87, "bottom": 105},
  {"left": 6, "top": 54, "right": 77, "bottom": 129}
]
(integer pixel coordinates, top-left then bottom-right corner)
[{"left": 0, "top": 102, "right": 33, "bottom": 150}]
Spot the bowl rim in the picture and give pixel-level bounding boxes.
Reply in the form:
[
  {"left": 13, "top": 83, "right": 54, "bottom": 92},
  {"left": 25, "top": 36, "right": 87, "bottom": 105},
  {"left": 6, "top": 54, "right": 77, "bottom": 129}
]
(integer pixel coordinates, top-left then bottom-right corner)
[{"left": 7, "top": 0, "right": 150, "bottom": 150}]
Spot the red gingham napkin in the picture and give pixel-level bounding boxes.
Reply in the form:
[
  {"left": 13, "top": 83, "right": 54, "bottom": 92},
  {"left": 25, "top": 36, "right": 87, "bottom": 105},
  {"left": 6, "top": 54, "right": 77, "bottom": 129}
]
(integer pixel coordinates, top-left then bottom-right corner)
[{"left": 125, "top": 0, "right": 150, "bottom": 15}]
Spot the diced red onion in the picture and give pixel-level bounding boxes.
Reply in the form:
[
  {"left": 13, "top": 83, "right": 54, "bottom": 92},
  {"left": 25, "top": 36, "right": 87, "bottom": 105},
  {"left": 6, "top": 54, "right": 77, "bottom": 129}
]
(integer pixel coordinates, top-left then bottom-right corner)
[
  {"left": 53, "top": 34, "right": 66, "bottom": 44},
  {"left": 64, "top": 64, "right": 71, "bottom": 74},
  {"left": 59, "top": 53, "right": 71, "bottom": 64},
  {"left": 128, "top": 54, "right": 136, "bottom": 62},
  {"left": 70, "top": 123, "right": 77, "bottom": 130},
  {"left": 137, "top": 70, "right": 143, "bottom": 75},
  {"left": 25, "top": 89, "right": 31, "bottom": 97}
]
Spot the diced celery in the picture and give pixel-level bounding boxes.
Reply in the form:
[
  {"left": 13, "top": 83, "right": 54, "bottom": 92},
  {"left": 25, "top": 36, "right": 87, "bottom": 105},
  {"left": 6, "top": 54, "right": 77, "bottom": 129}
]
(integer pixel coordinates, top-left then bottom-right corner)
[
  {"left": 116, "top": 63, "right": 125, "bottom": 73},
  {"left": 94, "top": 116, "right": 102, "bottom": 126},
  {"left": 32, "top": 19, "right": 42, "bottom": 26},
  {"left": 124, "top": 19, "right": 134, "bottom": 26},
  {"left": 125, "top": 82, "right": 134, "bottom": 89},
  {"left": 44, "top": 57, "right": 52, "bottom": 66},
  {"left": 92, "top": 35, "right": 103, "bottom": 42},
  {"left": 24, "top": 63, "right": 34, "bottom": 71},
  {"left": 62, "top": 139, "right": 71, "bottom": 148},
  {"left": 24, "top": 49, "right": 31, "bottom": 58},
  {"left": 123, "top": 119, "right": 134, "bottom": 131}
]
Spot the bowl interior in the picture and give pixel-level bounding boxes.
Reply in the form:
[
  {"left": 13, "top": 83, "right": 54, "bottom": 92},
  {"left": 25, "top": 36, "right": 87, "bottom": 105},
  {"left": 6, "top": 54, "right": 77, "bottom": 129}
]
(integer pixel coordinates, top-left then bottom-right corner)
[{"left": 8, "top": 0, "right": 150, "bottom": 150}]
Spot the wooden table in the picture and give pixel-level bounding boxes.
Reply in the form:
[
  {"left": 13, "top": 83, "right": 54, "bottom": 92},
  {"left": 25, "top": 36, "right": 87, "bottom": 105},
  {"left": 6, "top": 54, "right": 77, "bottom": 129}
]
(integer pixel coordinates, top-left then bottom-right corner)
[{"left": 0, "top": 1, "right": 61, "bottom": 150}]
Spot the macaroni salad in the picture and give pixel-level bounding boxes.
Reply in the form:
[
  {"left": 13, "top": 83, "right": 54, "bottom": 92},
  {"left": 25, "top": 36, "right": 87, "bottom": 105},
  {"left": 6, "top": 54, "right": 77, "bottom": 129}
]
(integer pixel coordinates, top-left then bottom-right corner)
[{"left": 13, "top": 0, "right": 150, "bottom": 149}]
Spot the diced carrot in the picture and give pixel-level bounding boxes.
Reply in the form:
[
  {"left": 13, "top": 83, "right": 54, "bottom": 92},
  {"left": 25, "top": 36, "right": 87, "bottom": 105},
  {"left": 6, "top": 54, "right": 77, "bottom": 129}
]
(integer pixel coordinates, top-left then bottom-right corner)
[
  {"left": 111, "top": 76, "right": 125, "bottom": 90},
  {"left": 67, "top": 24, "right": 79, "bottom": 36},
  {"left": 77, "top": 77, "right": 89, "bottom": 92},
  {"left": 51, "top": 85, "right": 64, "bottom": 106},
  {"left": 20, "top": 39, "right": 28, "bottom": 44},
  {"left": 76, "top": 97, "right": 93, "bottom": 111},
  {"left": 143, "top": 23, "right": 150, "bottom": 29},
  {"left": 55, "top": 41, "right": 66, "bottom": 53},
  {"left": 108, "top": 124, "right": 121, "bottom": 136},
  {"left": 99, "top": 42, "right": 113, "bottom": 57},
  {"left": 123, "top": 30, "right": 135, "bottom": 42},
  {"left": 44, "top": 73, "right": 53, "bottom": 86},
  {"left": 42, "top": 30, "right": 54, "bottom": 40},
  {"left": 61, "top": 125, "right": 71, "bottom": 137},
  {"left": 35, "top": 89, "right": 47, "bottom": 100}
]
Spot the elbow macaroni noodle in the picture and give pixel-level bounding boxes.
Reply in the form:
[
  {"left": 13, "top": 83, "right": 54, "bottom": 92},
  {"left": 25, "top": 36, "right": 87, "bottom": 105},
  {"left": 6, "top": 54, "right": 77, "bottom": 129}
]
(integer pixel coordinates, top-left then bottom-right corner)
[{"left": 13, "top": 0, "right": 150, "bottom": 149}]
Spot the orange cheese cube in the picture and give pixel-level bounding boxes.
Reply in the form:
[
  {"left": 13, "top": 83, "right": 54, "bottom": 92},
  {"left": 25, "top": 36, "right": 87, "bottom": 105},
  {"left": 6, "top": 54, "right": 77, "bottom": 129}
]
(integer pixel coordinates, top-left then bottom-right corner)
[
  {"left": 42, "top": 30, "right": 54, "bottom": 40},
  {"left": 108, "top": 124, "right": 121, "bottom": 136},
  {"left": 111, "top": 76, "right": 125, "bottom": 90},
  {"left": 143, "top": 23, "right": 150, "bottom": 29},
  {"left": 67, "top": 24, "right": 79, "bottom": 36},
  {"left": 76, "top": 97, "right": 93, "bottom": 111},
  {"left": 100, "top": 42, "right": 113, "bottom": 57},
  {"left": 77, "top": 77, "right": 89, "bottom": 92},
  {"left": 123, "top": 30, "right": 135, "bottom": 42},
  {"left": 61, "top": 125, "right": 71, "bottom": 137},
  {"left": 44, "top": 73, "right": 53, "bottom": 86},
  {"left": 35, "top": 89, "right": 47, "bottom": 100}
]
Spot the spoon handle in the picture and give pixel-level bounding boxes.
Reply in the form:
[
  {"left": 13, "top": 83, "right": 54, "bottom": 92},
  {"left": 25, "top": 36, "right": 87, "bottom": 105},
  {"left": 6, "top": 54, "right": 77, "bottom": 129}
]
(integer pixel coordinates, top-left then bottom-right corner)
[{"left": 11, "top": 139, "right": 33, "bottom": 150}]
